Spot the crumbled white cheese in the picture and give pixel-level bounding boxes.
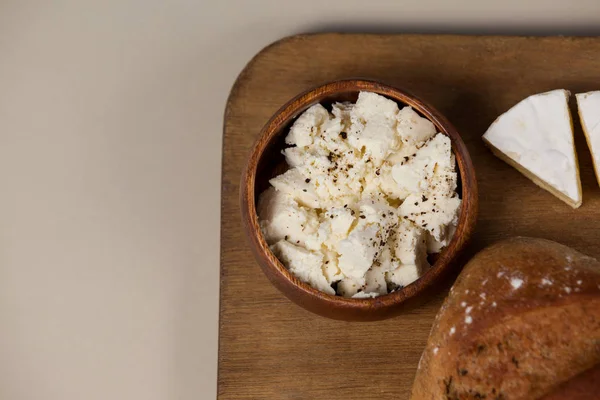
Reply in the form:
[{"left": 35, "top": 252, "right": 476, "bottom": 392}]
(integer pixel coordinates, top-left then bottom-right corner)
[
  {"left": 285, "top": 104, "right": 330, "bottom": 147},
  {"left": 337, "top": 277, "right": 365, "bottom": 297},
  {"left": 337, "top": 222, "right": 382, "bottom": 280},
  {"left": 269, "top": 168, "right": 321, "bottom": 209},
  {"left": 393, "top": 219, "right": 429, "bottom": 266},
  {"left": 391, "top": 133, "right": 453, "bottom": 194},
  {"left": 270, "top": 240, "right": 334, "bottom": 295},
  {"left": 258, "top": 92, "right": 461, "bottom": 297},
  {"left": 363, "top": 264, "right": 388, "bottom": 295},
  {"left": 352, "top": 291, "right": 379, "bottom": 299},
  {"left": 398, "top": 192, "right": 460, "bottom": 242},
  {"left": 397, "top": 106, "right": 437, "bottom": 145},
  {"left": 258, "top": 187, "right": 319, "bottom": 247},
  {"left": 386, "top": 263, "right": 422, "bottom": 287},
  {"left": 321, "top": 251, "right": 344, "bottom": 284},
  {"left": 375, "top": 243, "right": 400, "bottom": 273},
  {"left": 348, "top": 92, "right": 400, "bottom": 166}
]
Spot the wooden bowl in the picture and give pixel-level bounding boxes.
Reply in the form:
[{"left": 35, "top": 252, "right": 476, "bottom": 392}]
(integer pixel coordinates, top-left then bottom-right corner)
[{"left": 240, "top": 79, "right": 478, "bottom": 321}]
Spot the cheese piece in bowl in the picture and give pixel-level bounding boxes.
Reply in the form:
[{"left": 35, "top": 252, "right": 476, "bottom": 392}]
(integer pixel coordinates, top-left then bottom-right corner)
[
  {"left": 483, "top": 89, "right": 582, "bottom": 208},
  {"left": 576, "top": 91, "right": 600, "bottom": 186},
  {"left": 257, "top": 92, "right": 462, "bottom": 298}
]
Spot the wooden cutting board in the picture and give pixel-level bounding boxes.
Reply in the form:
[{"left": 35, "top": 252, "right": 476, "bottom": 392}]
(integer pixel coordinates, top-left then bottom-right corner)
[{"left": 219, "top": 34, "right": 600, "bottom": 399}]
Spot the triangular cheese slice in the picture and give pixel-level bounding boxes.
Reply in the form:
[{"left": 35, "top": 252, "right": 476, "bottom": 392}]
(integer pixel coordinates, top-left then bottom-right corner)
[
  {"left": 483, "top": 89, "right": 582, "bottom": 208},
  {"left": 576, "top": 91, "right": 600, "bottom": 186}
]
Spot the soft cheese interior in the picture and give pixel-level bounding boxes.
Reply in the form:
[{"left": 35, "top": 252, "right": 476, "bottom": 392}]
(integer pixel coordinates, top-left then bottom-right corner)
[
  {"left": 483, "top": 89, "right": 581, "bottom": 207},
  {"left": 258, "top": 92, "right": 461, "bottom": 298}
]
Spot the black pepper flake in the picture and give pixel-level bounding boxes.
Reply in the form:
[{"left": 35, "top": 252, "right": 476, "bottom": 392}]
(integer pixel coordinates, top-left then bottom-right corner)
[
  {"left": 325, "top": 261, "right": 330, "bottom": 264},
  {"left": 327, "top": 152, "right": 334, "bottom": 162},
  {"left": 380, "top": 240, "right": 385, "bottom": 246},
  {"left": 333, "top": 179, "right": 337, "bottom": 183},
  {"left": 296, "top": 240, "right": 300, "bottom": 244},
  {"left": 348, "top": 164, "right": 353, "bottom": 169},
  {"left": 303, "top": 189, "right": 307, "bottom": 192},
  {"left": 404, "top": 156, "right": 409, "bottom": 161},
  {"left": 284, "top": 235, "right": 288, "bottom": 240},
  {"left": 344, "top": 204, "right": 348, "bottom": 208},
  {"left": 359, "top": 215, "right": 366, "bottom": 219},
  {"left": 351, "top": 210, "right": 356, "bottom": 216},
  {"left": 414, "top": 202, "right": 419, "bottom": 206},
  {"left": 305, "top": 178, "right": 311, "bottom": 183},
  {"left": 382, "top": 213, "right": 386, "bottom": 217},
  {"left": 330, "top": 215, "right": 334, "bottom": 219},
  {"left": 375, "top": 169, "right": 381, "bottom": 176},
  {"left": 422, "top": 195, "right": 428, "bottom": 202},
  {"left": 423, "top": 223, "right": 428, "bottom": 227},
  {"left": 340, "top": 131, "right": 347, "bottom": 139}
]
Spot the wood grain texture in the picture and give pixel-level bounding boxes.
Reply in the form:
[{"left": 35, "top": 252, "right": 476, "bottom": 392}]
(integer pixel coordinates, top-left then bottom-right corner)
[
  {"left": 240, "top": 79, "right": 477, "bottom": 321},
  {"left": 220, "top": 34, "right": 600, "bottom": 399}
]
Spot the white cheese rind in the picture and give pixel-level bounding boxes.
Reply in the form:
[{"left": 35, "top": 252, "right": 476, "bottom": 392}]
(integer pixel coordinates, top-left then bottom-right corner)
[
  {"left": 483, "top": 89, "right": 581, "bottom": 204},
  {"left": 576, "top": 91, "right": 600, "bottom": 185}
]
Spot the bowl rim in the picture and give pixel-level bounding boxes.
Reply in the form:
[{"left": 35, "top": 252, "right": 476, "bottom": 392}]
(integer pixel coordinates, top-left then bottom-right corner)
[{"left": 241, "top": 78, "right": 478, "bottom": 312}]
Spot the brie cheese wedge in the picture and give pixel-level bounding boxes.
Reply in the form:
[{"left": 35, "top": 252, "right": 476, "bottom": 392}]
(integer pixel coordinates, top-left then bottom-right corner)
[
  {"left": 576, "top": 91, "right": 600, "bottom": 186},
  {"left": 482, "top": 89, "right": 582, "bottom": 208}
]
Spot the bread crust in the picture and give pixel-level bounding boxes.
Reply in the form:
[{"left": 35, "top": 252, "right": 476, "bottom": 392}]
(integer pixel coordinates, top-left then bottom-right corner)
[{"left": 411, "top": 237, "right": 600, "bottom": 400}]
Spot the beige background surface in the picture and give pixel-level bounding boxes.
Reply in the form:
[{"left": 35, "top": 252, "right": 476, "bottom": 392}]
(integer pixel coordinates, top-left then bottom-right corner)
[{"left": 1, "top": 1, "right": 600, "bottom": 399}]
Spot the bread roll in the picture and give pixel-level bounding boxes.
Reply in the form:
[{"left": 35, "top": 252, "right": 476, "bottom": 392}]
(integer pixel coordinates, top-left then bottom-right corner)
[{"left": 411, "top": 237, "right": 600, "bottom": 400}]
